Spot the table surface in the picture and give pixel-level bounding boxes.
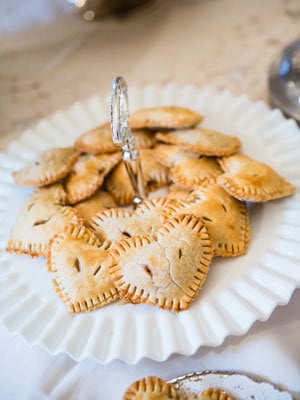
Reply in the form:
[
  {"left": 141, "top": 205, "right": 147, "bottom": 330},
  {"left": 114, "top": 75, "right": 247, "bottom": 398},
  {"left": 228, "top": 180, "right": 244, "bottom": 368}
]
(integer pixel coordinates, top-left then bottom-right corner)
[{"left": 0, "top": 1, "right": 300, "bottom": 399}]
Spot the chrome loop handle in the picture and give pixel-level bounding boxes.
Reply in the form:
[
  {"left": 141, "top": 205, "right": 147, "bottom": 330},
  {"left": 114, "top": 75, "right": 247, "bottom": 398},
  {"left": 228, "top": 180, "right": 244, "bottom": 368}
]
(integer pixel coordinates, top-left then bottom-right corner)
[
  {"left": 111, "top": 77, "right": 131, "bottom": 146},
  {"left": 110, "top": 77, "right": 146, "bottom": 206}
]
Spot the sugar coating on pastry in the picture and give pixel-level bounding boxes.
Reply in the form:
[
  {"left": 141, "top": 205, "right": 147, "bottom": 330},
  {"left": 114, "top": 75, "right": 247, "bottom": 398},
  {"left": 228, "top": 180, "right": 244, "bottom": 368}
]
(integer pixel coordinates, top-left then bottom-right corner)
[
  {"left": 163, "top": 184, "right": 250, "bottom": 257},
  {"left": 6, "top": 184, "right": 82, "bottom": 257},
  {"left": 74, "top": 190, "right": 116, "bottom": 226},
  {"left": 47, "top": 224, "right": 118, "bottom": 313},
  {"left": 106, "top": 149, "right": 169, "bottom": 206},
  {"left": 130, "top": 106, "right": 204, "bottom": 130},
  {"left": 123, "top": 376, "right": 181, "bottom": 400},
  {"left": 109, "top": 214, "right": 213, "bottom": 312},
  {"left": 170, "top": 157, "right": 223, "bottom": 189},
  {"left": 65, "top": 152, "right": 121, "bottom": 204},
  {"left": 156, "top": 128, "right": 241, "bottom": 156},
  {"left": 13, "top": 147, "right": 79, "bottom": 187},
  {"left": 217, "top": 154, "right": 295, "bottom": 202}
]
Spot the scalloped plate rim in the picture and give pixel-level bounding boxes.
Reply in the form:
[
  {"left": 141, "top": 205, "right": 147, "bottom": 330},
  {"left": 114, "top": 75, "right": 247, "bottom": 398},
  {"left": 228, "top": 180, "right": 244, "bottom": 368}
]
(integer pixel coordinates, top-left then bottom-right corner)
[{"left": 0, "top": 83, "right": 300, "bottom": 364}]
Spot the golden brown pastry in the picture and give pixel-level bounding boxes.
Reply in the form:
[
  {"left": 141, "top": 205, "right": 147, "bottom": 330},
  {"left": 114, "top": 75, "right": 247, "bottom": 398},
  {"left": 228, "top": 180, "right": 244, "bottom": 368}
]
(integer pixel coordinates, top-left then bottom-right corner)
[
  {"left": 123, "top": 376, "right": 182, "bottom": 400},
  {"left": 6, "top": 184, "right": 82, "bottom": 257},
  {"left": 13, "top": 147, "right": 79, "bottom": 187},
  {"left": 109, "top": 214, "right": 213, "bottom": 312},
  {"left": 217, "top": 154, "right": 295, "bottom": 202},
  {"left": 130, "top": 106, "right": 203, "bottom": 130},
  {"left": 47, "top": 224, "right": 119, "bottom": 313},
  {"left": 156, "top": 128, "right": 240, "bottom": 156}
]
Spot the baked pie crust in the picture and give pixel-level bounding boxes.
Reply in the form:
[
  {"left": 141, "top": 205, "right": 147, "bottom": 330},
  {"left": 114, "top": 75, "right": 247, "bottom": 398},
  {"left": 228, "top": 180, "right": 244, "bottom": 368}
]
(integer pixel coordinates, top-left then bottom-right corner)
[
  {"left": 106, "top": 149, "right": 169, "bottom": 206},
  {"left": 217, "top": 154, "right": 295, "bottom": 202},
  {"left": 196, "top": 387, "right": 236, "bottom": 400},
  {"left": 156, "top": 128, "right": 241, "bottom": 156},
  {"left": 91, "top": 197, "right": 175, "bottom": 243},
  {"left": 74, "top": 190, "right": 116, "bottom": 226},
  {"left": 75, "top": 123, "right": 119, "bottom": 154},
  {"left": 109, "top": 214, "right": 213, "bottom": 312},
  {"left": 123, "top": 376, "right": 181, "bottom": 400},
  {"left": 13, "top": 147, "right": 79, "bottom": 187},
  {"left": 163, "top": 184, "right": 250, "bottom": 257},
  {"left": 6, "top": 184, "right": 82, "bottom": 257},
  {"left": 75, "top": 122, "right": 156, "bottom": 154},
  {"left": 130, "top": 106, "right": 203, "bottom": 130},
  {"left": 170, "top": 157, "right": 223, "bottom": 189},
  {"left": 64, "top": 152, "right": 121, "bottom": 204},
  {"left": 47, "top": 224, "right": 119, "bottom": 313}
]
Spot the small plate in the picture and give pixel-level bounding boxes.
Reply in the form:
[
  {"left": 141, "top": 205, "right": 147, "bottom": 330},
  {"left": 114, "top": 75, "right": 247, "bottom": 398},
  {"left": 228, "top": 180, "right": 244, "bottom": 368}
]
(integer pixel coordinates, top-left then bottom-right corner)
[{"left": 169, "top": 371, "right": 294, "bottom": 399}]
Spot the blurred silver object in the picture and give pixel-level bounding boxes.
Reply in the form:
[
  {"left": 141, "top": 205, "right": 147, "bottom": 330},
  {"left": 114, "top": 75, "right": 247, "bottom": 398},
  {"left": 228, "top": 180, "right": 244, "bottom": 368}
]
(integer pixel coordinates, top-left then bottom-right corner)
[
  {"left": 111, "top": 77, "right": 146, "bottom": 207},
  {"left": 268, "top": 39, "right": 300, "bottom": 122},
  {"left": 67, "top": 0, "right": 153, "bottom": 21}
]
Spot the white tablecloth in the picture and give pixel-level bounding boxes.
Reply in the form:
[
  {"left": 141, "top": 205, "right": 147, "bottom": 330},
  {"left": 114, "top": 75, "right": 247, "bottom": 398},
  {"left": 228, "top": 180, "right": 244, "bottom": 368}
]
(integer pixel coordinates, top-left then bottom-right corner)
[
  {"left": 0, "top": 1, "right": 299, "bottom": 398},
  {"left": 0, "top": 290, "right": 299, "bottom": 399}
]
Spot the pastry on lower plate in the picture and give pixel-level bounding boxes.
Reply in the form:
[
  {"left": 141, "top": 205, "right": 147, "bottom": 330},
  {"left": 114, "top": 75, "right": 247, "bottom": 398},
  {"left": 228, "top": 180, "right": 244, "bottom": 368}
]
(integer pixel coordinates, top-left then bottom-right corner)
[
  {"left": 217, "top": 154, "right": 295, "bottom": 202},
  {"left": 109, "top": 214, "right": 213, "bottom": 312},
  {"left": 47, "top": 224, "right": 119, "bottom": 313},
  {"left": 195, "top": 387, "right": 235, "bottom": 400},
  {"left": 122, "top": 376, "right": 235, "bottom": 400},
  {"left": 13, "top": 147, "right": 79, "bottom": 187},
  {"left": 123, "top": 376, "right": 182, "bottom": 400}
]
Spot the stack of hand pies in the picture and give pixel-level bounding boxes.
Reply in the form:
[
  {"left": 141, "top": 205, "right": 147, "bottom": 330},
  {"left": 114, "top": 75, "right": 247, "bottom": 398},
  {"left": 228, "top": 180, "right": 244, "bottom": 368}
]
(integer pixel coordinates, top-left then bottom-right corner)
[{"left": 7, "top": 106, "right": 295, "bottom": 313}]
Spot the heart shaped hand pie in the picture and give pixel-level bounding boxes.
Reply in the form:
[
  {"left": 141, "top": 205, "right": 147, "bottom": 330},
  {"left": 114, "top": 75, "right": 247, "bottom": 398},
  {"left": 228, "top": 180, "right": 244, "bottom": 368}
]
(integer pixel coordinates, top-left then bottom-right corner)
[
  {"left": 47, "top": 224, "right": 118, "bottom": 313},
  {"left": 123, "top": 376, "right": 180, "bottom": 400},
  {"left": 217, "top": 154, "right": 295, "bottom": 202},
  {"left": 163, "top": 184, "right": 250, "bottom": 257},
  {"left": 6, "top": 184, "right": 82, "bottom": 257},
  {"left": 91, "top": 197, "right": 175, "bottom": 243},
  {"left": 109, "top": 214, "right": 213, "bottom": 312},
  {"left": 13, "top": 147, "right": 79, "bottom": 187}
]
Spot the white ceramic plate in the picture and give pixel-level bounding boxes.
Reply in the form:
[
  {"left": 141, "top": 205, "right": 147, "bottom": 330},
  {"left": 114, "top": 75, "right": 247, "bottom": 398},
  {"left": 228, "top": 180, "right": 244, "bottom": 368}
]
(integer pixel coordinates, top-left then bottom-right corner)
[
  {"left": 168, "top": 371, "right": 294, "bottom": 399},
  {"left": 0, "top": 84, "right": 300, "bottom": 364}
]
